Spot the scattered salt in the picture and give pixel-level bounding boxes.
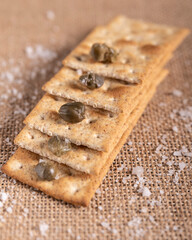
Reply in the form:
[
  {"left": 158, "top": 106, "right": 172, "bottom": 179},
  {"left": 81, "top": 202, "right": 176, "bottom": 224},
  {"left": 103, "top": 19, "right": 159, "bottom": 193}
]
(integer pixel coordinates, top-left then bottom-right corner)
[
  {"left": 76, "top": 69, "right": 83, "bottom": 75},
  {"left": 117, "top": 165, "right": 124, "bottom": 171},
  {"left": 173, "top": 151, "right": 182, "bottom": 157},
  {"left": 122, "top": 176, "right": 130, "bottom": 184},
  {"left": 160, "top": 190, "right": 164, "bottom": 194},
  {"left": 0, "top": 192, "right": 8, "bottom": 202},
  {"left": 172, "top": 89, "right": 182, "bottom": 97},
  {"left": 6, "top": 207, "right": 13, "bottom": 213},
  {"left": 128, "top": 217, "right": 142, "bottom": 227},
  {"left": 101, "top": 221, "right": 110, "bottom": 229},
  {"left": 142, "top": 187, "right": 151, "bottom": 197},
  {"left": 172, "top": 126, "right": 178, "bottom": 133},
  {"left": 0, "top": 201, "right": 3, "bottom": 207},
  {"left": 98, "top": 206, "right": 103, "bottom": 211},
  {"left": 140, "top": 207, "right": 148, "bottom": 213},
  {"left": 132, "top": 166, "right": 143, "bottom": 179},
  {"left": 46, "top": 10, "right": 55, "bottom": 20},
  {"left": 168, "top": 169, "right": 175, "bottom": 176},
  {"left": 155, "top": 144, "right": 162, "bottom": 154},
  {"left": 166, "top": 161, "right": 173, "bottom": 166},
  {"left": 179, "top": 162, "right": 186, "bottom": 171},
  {"left": 39, "top": 222, "right": 49, "bottom": 236}
]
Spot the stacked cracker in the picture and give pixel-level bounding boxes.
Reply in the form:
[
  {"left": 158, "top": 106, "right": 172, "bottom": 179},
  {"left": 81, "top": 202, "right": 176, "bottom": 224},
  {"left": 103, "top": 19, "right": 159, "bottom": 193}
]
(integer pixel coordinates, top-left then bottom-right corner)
[{"left": 2, "top": 16, "right": 189, "bottom": 206}]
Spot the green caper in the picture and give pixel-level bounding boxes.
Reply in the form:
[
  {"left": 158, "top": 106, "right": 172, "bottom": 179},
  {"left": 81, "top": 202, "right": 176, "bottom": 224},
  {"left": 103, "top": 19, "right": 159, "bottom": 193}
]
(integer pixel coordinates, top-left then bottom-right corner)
[
  {"left": 35, "top": 162, "right": 57, "bottom": 181},
  {"left": 79, "top": 72, "right": 104, "bottom": 89},
  {"left": 59, "top": 102, "right": 85, "bottom": 123},
  {"left": 90, "top": 43, "right": 117, "bottom": 63},
  {"left": 48, "top": 136, "right": 71, "bottom": 157}
]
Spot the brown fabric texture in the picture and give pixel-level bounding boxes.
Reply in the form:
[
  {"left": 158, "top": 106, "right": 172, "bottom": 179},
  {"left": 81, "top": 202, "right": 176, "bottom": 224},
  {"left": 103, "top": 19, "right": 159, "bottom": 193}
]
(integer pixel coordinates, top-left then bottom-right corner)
[{"left": 0, "top": 0, "right": 191, "bottom": 239}]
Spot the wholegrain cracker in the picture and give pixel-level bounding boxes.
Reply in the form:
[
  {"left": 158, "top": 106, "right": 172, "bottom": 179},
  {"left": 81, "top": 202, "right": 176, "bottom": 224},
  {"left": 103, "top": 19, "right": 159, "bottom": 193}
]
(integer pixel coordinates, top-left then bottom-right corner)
[
  {"left": 2, "top": 74, "right": 163, "bottom": 206},
  {"left": 63, "top": 15, "right": 189, "bottom": 83},
  {"left": 43, "top": 53, "right": 171, "bottom": 113},
  {"left": 24, "top": 68, "right": 166, "bottom": 152}
]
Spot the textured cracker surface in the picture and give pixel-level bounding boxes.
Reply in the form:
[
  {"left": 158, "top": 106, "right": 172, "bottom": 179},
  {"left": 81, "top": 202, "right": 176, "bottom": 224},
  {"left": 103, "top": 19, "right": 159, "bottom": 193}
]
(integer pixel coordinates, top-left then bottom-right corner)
[
  {"left": 24, "top": 69, "right": 166, "bottom": 152},
  {"left": 43, "top": 53, "right": 171, "bottom": 113},
  {"left": 15, "top": 70, "right": 167, "bottom": 174},
  {"left": 63, "top": 16, "right": 189, "bottom": 83},
  {"left": 2, "top": 77, "right": 158, "bottom": 206}
]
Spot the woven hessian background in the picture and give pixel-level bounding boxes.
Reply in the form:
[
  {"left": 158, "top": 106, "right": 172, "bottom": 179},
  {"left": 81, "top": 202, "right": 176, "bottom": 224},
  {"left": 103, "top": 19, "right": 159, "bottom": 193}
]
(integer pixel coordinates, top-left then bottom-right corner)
[{"left": 0, "top": 0, "right": 191, "bottom": 239}]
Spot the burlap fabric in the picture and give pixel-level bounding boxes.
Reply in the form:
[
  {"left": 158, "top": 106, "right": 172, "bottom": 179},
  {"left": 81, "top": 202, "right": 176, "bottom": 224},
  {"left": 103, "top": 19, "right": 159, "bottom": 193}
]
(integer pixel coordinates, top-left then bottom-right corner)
[{"left": 0, "top": 0, "right": 191, "bottom": 239}]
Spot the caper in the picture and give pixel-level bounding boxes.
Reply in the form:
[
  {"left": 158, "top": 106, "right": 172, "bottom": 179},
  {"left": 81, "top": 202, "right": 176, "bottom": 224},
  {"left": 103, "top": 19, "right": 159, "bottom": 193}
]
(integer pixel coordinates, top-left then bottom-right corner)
[
  {"left": 48, "top": 136, "right": 71, "bottom": 157},
  {"left": 35, "top": 162, "right": 57, "bottom": 181},
  {"left": 90, "top": 43, "right": 117, "bottom": 63},
  {"left": 79, "top": 72, "right": 104, "bottom": 89},
  {"left": 59, "top": 102, "right": 85, "bottom": 123}
]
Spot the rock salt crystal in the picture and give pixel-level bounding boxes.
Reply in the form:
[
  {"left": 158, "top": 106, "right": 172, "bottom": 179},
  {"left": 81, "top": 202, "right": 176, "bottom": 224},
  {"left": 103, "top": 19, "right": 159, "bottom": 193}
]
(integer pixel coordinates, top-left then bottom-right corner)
[
  {"left": 142, "top": 187, "right": 151, "bottom": 197},
  {"left": 77, "top": 69, "right": 83, "bottom": 75},
  {"left": 39, "top": 222, "right": 49, "bottom": 236},
  {"left": 172, "top": 126, "right": 178, "bottom": 133},
  {"left": 166, "top": 161, "right": 173, "bottom": 166},
  {"left": 0, "top": 192, "right": 8, "bottom": 202},
  {"left": 6, "top": 207, "right": 13, "bottom": 213},
  {"left": 101, "top": 221, "right": 110, "bottom": 229},
  {"left": 173, "top": 151, "right": 182, "bottom": 157},
  {"left": 179, "top": 162, "right": 186, "bottom": 171},
  {"left": 172, "top": 89, "right": 182, "bottom": 97},
  {"left": 168, "top": 169, "right": 175, "bottom": 176},
  {"left": 46, "top": 10, "right": 55, "bottom": 20},
  {"left": 132, "top": 166, "right": 143, "bottom": 179},
  {"left": 140, "top": 207, "right": 148, "bottom": 213}
]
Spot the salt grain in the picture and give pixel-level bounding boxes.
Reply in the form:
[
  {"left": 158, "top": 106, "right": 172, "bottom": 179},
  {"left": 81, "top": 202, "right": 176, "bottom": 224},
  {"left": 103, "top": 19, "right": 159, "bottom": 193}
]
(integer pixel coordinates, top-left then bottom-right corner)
[
  {"left": 140, "top": 207, "right": 148, "bottom": 213},
  {"left": 166, "top": 161, "right": 173, "bottom": 166},
  {"left": 142, "top": 187, "right": 151, "bottom": 197},
  {"left": 6, "top": 207, "right": 13, "bottom": 213},
  {"left": 172, "top": 126, "right": 178, "bottom": 133},
  {"left": 101, "top": 221, "right": 110, "bottom": 229},
  {"left": 132, "top": 166, "right": 143, "bottom": 179},
  {"left": 0, "top": 192, "right": 8, "bottom": 202},
  {"left": 179, "top": 162, "right": 186, "bottom": 171},
  {"left": 46, "top": 10, "right": 55, "bottom": 20},
  {"left": 168, "top": 169, "right": 175, "bottom": 176},
  {"left": 173, "top": 151, "right": 182, "bottom": 157},
  {"left": 77, "top": 69, "right": 83, "bottom": 75},
  {"left": 39, "top": 222, "right": 49, "bottom": 236},
  {"left": 172, "top": 89, "right": 182, "bottom": 97}
]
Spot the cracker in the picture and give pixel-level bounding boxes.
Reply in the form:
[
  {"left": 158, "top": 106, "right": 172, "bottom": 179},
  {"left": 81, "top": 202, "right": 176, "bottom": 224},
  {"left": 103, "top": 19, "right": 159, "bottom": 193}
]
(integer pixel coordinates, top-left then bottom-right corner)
[
  {"left": 63, "top": 16, "right": 189, "bottom": 83},
  {"left": 24, "top": 68, "right": 166, "bottom": 152},
  {"left": 15, "top": 70, "right": 168, "bottom": 174},
  {"left": 2, "top": 75, "right": 163, "bottom": 206},
  {"left": 42, "top": 53, "right": 171, "bottom": 113}
]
